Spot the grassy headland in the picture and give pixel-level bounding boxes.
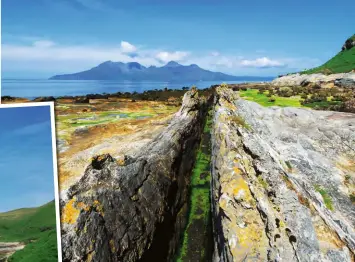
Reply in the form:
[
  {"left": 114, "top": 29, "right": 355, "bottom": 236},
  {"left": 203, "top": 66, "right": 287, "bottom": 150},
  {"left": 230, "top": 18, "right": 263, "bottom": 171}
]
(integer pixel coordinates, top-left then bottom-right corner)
[
  {"left": 0, "top": 201, "right": 58, "bottom": 262},
  {"left": 301, "top": 34, "right": 355, "bottom": 74}
]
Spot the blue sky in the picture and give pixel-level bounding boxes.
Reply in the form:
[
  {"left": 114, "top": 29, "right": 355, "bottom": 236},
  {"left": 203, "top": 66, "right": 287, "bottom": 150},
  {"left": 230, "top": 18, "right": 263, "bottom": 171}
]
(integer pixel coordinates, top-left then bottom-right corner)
[
  {"left": 0, "top": 105, "right": 55, "bottom": 212},
  {"left": 2, "top": 0, "right": 354, "bottom": 77}
]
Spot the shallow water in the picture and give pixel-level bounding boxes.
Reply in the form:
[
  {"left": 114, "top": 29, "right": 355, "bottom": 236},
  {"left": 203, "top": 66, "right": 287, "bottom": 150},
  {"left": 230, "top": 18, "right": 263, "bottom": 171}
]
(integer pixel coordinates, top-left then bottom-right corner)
[{"left": 1, "top": 79, "right": 273, "bottom": 99}]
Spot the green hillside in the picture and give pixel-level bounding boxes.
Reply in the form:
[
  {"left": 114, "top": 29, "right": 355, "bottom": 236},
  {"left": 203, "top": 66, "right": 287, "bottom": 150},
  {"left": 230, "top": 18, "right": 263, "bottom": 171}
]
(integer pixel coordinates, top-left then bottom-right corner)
[
  {"left": 302, "top": 34, "right": 355, "bottom": 74},
  {"left": 0, "top": 201, "right": 59, "bottom": 262}
]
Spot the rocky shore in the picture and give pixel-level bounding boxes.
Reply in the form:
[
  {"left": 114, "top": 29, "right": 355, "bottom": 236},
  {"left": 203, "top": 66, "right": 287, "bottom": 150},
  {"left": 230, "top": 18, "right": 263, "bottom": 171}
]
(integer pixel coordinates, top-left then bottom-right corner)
[
  {"left": 57, "top": 85, "right": 355, "bottom": 261},
  {"left": 211, "top": 86, "right": 355, "bottom": 261},
  {"left": 272, "top": 73, "right": 355, "bottom": 88}
]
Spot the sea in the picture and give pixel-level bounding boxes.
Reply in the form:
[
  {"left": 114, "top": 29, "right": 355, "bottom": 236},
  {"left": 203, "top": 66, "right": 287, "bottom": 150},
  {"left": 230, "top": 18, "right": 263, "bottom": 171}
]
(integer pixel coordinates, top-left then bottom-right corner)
[{"left": 1, "top": 78, "right": 273, "bottom": 99}]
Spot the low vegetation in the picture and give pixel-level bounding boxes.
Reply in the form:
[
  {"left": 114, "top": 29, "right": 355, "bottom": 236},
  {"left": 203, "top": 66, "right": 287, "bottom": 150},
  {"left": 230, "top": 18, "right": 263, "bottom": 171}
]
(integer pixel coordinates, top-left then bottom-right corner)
[
  {"left": 238, "top": 85, "right": 355, "bottom": 113},
  {"left": 176, "top": 110, "right": 212, "bottom": 262},
  {"left": 0, "top": 201, "right": 58, "bottom": 262},
  {"left": 314, "top": 185, "right": 334, "bottom": 211}
]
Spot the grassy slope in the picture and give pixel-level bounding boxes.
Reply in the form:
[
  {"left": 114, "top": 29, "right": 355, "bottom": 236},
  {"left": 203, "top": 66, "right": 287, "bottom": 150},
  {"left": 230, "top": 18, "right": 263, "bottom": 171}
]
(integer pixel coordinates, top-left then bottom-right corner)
[
  {"left": 0, "top": 201, "right": 58, "bottom": 262},
  {"left": 302, "top": 35, "right": 355, "bottom": 74}
]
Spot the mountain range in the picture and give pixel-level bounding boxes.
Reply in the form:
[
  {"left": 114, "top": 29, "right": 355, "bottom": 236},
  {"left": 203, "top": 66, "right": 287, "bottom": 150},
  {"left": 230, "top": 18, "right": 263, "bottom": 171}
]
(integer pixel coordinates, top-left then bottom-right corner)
[{"left": 49, "top": 61, "right": 270, "bottom": 81}]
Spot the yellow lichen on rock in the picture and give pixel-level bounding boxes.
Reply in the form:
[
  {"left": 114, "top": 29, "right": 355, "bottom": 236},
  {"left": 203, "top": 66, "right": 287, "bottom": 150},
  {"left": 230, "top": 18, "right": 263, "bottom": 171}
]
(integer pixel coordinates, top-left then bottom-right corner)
[{"left": 61, "top": 198, "right": 81, "bottom": 224}]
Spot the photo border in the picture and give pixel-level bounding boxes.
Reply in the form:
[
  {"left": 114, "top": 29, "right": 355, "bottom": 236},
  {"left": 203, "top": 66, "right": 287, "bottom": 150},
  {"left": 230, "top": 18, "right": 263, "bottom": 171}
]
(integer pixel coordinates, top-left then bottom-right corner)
[{"left": 0, "top": 101, "right": 63, "bottom": 262}]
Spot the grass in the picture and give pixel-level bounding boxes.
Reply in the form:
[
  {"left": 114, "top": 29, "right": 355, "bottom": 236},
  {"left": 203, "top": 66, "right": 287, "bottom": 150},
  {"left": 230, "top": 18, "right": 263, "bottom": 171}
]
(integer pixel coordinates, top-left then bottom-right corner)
[
  {"left": 176, "top": 111, "right": 212, "bottom": 262},
  {"left": 314, "top": 185, "right": 334, "bottom": 211},
  {"left": 0, "top": 201, "right": 58, "bottom": 262},
  {"left": 301, "top": 36, "right": 355, "bottom": 74},
  {"left": 239, "top": 89, "right": 303, "bottom": 108},
  {"left": 239, "top": 89, "right": 345, "bottom": 110},
  {"left": 8, "top": 230, "right": 58, "bottom": 262},
  {"left": 302, "top": 100, "right": 342, "bottom": 108}
]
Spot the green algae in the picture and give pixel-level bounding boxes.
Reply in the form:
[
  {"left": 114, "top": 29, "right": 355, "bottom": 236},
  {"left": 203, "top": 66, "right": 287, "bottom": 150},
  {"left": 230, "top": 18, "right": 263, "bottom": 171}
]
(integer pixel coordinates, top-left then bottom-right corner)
[{"left": 175, "top": 110, "right": 212, "bottom": 262}]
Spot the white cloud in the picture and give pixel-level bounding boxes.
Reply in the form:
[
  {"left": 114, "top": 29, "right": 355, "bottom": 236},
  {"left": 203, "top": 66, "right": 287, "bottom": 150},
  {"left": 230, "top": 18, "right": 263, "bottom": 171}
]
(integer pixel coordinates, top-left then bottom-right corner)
[
  {"left": 240, "top": 57, "right": 285, "bottom": 68},
  {"left": 120, "top": 41, "right": 137, "bottom": 53},
  {"left": 156, "top": 51, "right": 189, "bottom": 63},
  {"left": 1, "top": 37, "right": 320, "bottom": 76},
  {"left": 33, "top": 40, "right": 55, "bottom": 48}
]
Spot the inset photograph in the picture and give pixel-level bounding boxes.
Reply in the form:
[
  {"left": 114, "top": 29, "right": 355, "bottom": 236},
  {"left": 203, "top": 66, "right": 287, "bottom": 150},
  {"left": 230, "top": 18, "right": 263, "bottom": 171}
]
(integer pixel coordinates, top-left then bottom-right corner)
[{"left": 0, "top": 103, "right": 61, "bottom": 262}]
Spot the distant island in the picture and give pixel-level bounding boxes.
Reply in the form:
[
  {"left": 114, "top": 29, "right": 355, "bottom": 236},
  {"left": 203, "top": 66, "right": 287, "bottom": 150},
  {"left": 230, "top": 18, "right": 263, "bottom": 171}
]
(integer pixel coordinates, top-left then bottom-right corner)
[{"left": 49, "top": 61, "right": 271, "bottom": 81}]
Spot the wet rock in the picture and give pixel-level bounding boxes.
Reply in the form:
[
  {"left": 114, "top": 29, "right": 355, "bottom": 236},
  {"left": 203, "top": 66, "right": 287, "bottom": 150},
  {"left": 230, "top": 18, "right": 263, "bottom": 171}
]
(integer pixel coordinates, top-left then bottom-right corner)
[
  {"left": 211, "top": 86, "right": 355, "bottom": 262},
  {"left": 60, "top": 89, "right": 208, "bottom": 262}
]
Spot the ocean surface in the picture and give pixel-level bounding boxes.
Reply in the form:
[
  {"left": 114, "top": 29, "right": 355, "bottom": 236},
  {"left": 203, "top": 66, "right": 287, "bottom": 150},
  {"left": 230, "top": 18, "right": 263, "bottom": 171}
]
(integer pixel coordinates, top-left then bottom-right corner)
[{"left": 1, "top": 78, "right": 273, "bottom": 99}]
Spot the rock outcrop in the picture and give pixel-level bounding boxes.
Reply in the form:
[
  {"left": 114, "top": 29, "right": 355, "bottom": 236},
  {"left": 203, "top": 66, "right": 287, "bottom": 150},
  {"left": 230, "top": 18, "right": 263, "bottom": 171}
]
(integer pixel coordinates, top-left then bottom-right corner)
[
  {"left": 0, "top": 242, "right": 26, "bottom": 262},
  {"left": 342, "top": 35, "right": 355, "bottom": 51},
  {"left": 211, "top": 86, "right": 355, "bottom": 261},
  {"left": 271, "top": 73, "right": 355, "bottom": 88},
  {"left": 60, "top": 89, "right": 208, "bottom": 261}
]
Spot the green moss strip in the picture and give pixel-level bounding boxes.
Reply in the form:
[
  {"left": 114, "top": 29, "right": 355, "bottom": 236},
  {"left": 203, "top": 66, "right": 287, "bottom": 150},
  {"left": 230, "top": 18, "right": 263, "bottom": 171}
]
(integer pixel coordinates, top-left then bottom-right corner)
[{"left": 175, "top": 110, "right": 212, "bottom": 262}]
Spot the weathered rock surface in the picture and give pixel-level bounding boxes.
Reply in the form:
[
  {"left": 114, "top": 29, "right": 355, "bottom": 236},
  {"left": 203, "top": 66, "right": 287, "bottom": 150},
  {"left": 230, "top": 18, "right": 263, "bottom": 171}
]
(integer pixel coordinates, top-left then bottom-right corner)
[
  {"left": 0, "top": 242, "right": 25, "bottom": 261},
  {"left": 211, "top": 86, "right": 355, "bottom": 261},
  {"left": 272, "top": 73, "right": 355, "bottom": 88},
  {"left": 60, "top": 89, "right": 208, "bottom": 261}
]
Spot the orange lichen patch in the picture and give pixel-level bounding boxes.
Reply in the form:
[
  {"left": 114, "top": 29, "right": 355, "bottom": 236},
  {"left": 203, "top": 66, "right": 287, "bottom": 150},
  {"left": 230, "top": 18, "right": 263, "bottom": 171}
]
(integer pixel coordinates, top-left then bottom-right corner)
[
  {"left": 93, "top": 200, "right": 104, "bottom": 216},
  {"left": 77, "top": 201, "right": 91, "bottom": 212},
  {"left": 313, "top": 215, "right": 345, "bottom": 251},
  {"left": 61, "top": 198, "right": 82, "bottom": 224},
  {"left": 298, "top": 194, "right": 311, "bottom": 208},
  {"left": 56, "top": 99, "right": 179, "bottom": 190},
  {"left": 116, "top": 157, "right": 125, "bottom": 166},
  {"left": 233, "top": 166, "right": 242, "bottom": 175},
  {"left": 282, "top": 175, "right": 296, "bottom": 191},
  {"left": 336, "top": 159, "right": 355, "bottom": 172}
]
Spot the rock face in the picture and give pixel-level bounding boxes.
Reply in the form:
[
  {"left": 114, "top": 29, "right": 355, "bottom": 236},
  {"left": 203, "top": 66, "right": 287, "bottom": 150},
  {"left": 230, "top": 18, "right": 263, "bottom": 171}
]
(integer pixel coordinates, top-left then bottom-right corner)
[
  {"left": 271, "top": 73, "right": 355, "bottom": 88},
  {"left": 211, "top": 86, "right": 355, "bottom": 261},
  {"left": 342, "top": 36, "right": 355, "bottom": 51},
  {"left": 60, "top": 89, "right": 208, "bottom": 261}
]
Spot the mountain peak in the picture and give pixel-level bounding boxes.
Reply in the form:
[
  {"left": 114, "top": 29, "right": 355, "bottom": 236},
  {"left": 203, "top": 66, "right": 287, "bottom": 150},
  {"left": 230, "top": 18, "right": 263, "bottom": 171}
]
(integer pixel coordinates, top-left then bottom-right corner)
[
  {"left": 189, "top": 64, "right": 200, "bottom": 68},
  {"left": 127, "top": 62, "right": 145, "bottom": 69},
  {"left": 163, "top": 61, "right": 182, "bottom": 67}
]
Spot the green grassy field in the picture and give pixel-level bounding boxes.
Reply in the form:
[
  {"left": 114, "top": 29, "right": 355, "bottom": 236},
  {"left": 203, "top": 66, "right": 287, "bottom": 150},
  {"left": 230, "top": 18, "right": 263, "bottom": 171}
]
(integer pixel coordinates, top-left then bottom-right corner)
[
  {"left": 239, "top": 89, "right": 303, "bottom": 107},
  {"left": 0, "top": 201, "right": 58, "bottom": 262},
  {"left": 301, "top": 35, "right": 355, "bottom": 74}
]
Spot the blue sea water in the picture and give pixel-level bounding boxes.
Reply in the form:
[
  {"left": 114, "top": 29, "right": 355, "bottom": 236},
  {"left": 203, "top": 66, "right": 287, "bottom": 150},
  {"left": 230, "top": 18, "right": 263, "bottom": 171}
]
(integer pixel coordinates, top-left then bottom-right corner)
[{"left": 1, "top": 78, "right": 273, "bottom": 99}]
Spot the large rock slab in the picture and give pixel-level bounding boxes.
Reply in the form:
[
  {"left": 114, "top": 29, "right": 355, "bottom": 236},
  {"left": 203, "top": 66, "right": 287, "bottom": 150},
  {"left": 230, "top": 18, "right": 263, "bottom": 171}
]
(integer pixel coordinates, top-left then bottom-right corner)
[
  {"left": 60, "top": 89, "right": 208, "bottom": 261},
  {"left": 211, "top": 86, "right": 355, "bottom": 261}
]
